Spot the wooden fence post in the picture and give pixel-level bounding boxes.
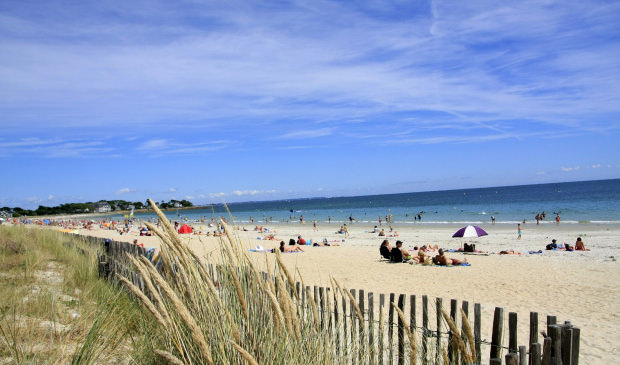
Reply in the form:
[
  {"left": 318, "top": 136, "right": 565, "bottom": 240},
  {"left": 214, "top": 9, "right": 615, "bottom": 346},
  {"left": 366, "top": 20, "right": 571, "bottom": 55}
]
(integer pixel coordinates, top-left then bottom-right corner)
[
  {"left": 505, "top": 352, "right": 518, "bottom": 365},
  {"left": 397, "top": 294, "right": 405, "bottom": 365},
  {"left": 388, "top": 292, "right": 395, "bottom": 365},
  {"left": 449, "top": 299, "right": 457, "bottom": 363},
  {"left": 436, "top": 297, "right": 443, "bottom": 363},
  {"left": 422, "top": 295, "right": 428, "bottom": 363},
  {"left": 509, "top": 312, "right": 518, "bottom": 353},
  {"left": 379, "top": 293, "right": 385, "bottom": 365},
  {"left": 541, "top": 337, "right": 552, "bottom": 365},
  {"left": 530, "top": 342, "right": 542, "bottom": 365},
  {"left": 549, "top": 324, "right": 562, "bottom": 365},
  {"left": 571, "top": 327, "right": 580, "bottom": 365},
  {"left": 519, "top": 345, "right": 527, "bottom": 365},
  {"left": 490, "top": 307, "right": 505, "bottom": 360},
  {"left": 474, "top": 303, "right": 481, "bottom": 365},
  {"left": 368, "top": 291, "right": 375, "bottom": 364},
  {"left": 561, "top": 323, "right": 573, "bottom": 365}
]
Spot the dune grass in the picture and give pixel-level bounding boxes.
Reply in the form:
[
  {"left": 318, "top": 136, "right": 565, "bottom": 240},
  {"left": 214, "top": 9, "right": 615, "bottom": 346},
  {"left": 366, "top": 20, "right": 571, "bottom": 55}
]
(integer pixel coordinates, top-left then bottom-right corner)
[{"left": 0, "top": 226, "right": 156, "bottom": 364}]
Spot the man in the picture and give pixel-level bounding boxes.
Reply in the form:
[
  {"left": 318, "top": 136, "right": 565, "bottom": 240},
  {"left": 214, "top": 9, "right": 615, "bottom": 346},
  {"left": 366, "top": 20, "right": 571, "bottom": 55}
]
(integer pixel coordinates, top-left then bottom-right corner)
[
  {"left": 435, "top": 248, "right": 467, "bottom": 266},
  {"left": 546, "top": 239, "right": 558, "bottom": 250},
  {"left": 390, "top": 240, "right": 411, "bottom": 262}
]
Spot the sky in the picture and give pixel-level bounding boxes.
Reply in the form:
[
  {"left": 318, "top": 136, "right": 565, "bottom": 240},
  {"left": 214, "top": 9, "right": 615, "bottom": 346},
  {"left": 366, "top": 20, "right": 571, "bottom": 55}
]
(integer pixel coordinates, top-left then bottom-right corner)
[{"left": 1, "top": 0, "right": 619, "bottom": 209}]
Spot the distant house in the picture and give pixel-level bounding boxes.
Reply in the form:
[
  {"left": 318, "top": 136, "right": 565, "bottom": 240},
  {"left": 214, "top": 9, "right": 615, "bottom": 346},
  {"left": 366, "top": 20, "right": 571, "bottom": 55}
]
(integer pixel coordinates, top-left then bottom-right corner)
[
  {"left": 173, "top": 202, "right": 183, "bottom": 208},
  {"left": 93, "top": 201, "right": 112, "bottom": 213}
]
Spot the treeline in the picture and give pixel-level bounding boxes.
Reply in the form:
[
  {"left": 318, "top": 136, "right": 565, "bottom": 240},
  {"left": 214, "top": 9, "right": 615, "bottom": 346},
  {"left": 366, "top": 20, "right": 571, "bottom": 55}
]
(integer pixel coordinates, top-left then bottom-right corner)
[{"left": 1, "top": 199, "right": 193, "bottom": 217}]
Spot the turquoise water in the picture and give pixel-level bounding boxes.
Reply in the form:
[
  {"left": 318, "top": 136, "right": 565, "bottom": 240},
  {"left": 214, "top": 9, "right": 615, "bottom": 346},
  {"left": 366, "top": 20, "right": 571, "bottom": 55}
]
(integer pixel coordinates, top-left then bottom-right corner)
[{"left": 118, "top": 179, "right": 620, "bottom": 225}]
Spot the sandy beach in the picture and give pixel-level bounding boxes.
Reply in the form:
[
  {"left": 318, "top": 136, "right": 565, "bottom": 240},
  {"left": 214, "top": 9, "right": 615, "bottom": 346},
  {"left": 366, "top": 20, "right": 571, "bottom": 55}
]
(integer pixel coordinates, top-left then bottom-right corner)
[{"left": 52, "top": 220, "right": 620, "bottom": 363}]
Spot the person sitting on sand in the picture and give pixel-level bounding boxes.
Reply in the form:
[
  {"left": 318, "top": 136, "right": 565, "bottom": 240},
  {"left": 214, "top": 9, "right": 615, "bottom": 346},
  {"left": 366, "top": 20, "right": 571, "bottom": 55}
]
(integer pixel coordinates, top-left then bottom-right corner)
[
  {"left": 575, "top": 237, "right": 587, "bottom": 251},
  {"left": 280, "top": 241, "right": 304, "bottom": 253},
  {"left": 297, "top": 236, "right": 307, "bottom": 245},
  {"left": 498, "top": 250, "right": 522, "bottom": 255},
  {"left": 378, "top": 229, "right": 386, "bottom": 236},
  {"left": 371, "top": 226, "right": 378, "bottom": 233},
  {"left": 379, "top": 240, "right": 391, "bottom": 259},
  {"left": 435, "top": 248, "right": 468, "bottom": 265},
  {"left": 546, "top": 239, "right": 558, "bottom": 250},
  {"left": 390, "top": 241, "right": 410, "bottom": 262}
]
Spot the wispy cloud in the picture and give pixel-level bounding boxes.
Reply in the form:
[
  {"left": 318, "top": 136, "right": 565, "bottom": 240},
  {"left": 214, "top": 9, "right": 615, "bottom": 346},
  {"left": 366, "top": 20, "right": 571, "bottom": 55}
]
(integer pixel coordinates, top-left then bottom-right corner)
[
  {"left": 115, "top": 188, "right": 136, "bottom": 196},
  {"left": 561, "top": 166, "right": 581, "bottom": 172},
  {"left": 275, "top": 128, "right": 334, "bottom": 140}
]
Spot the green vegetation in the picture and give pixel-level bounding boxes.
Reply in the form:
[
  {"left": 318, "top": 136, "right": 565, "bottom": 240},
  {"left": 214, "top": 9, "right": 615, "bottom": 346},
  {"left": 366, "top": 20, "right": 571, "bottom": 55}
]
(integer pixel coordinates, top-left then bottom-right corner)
[
  {"left": 1, "top": 198, "right": 193, "bottom": 217},
  {"left": 0, "top": 226, "right": 157, "bottom": 364}
]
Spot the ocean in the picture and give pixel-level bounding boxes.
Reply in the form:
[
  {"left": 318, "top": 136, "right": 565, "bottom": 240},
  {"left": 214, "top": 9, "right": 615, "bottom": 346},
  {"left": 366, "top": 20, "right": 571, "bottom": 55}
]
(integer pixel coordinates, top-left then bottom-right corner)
[{"left": 122, "top": 179, "right": 620, "bottom": 225}]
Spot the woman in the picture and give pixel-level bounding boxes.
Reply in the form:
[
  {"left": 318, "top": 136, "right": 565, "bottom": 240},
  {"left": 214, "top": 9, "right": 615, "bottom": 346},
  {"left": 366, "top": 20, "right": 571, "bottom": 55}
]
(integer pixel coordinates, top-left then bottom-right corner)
[
  {"left": 575, "top": 237, "right": 586, "bottom": 251},
  {"left": 379, "top": 239, "right": 391, "bottom": 259},
  {"left": 280, "top": 240, "right": 304, "bottom": 252}
]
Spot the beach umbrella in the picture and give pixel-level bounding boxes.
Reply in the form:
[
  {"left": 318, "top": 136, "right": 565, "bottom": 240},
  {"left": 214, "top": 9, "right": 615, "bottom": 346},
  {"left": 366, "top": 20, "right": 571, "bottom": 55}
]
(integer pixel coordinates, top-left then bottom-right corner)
[
  {"left": 452, "top": 225, "right": 488, "bottom": 238},
  {"left": 178, "top": 224, "right": 193, "bottom": 234},
  {"left": 452, "top": 225, "right": 488, "bottom": 249}
]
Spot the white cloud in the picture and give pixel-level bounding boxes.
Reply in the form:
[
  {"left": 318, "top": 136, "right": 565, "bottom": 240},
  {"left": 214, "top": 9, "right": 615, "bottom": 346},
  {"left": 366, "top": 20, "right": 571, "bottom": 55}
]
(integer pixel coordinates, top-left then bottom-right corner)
[
  {"left": 232, "top": 190, "right": 260, "bottom": 196},
  {"left": 276, "top": 128, "right": 334, "bottom": 140},
  {"left": 591, "top": 164, "right": 601, "bottom": 169},
  {"left": 47, "top": 194, "right": 54, "bottom": 200},
  {"left": 115, "top": 187, "right": 136, "bottom": 195},
  {"left": 561, "top": 166, "right": 580, "bottom": 172},
  {"left": 209, "top": 192, "right": 226, "bottom": 198},
  {"left": 169, "top": 187, "right": 177, "bottom": 192},
  {"left": 185, "top": 195, "right": 194, "bottom": 200}
]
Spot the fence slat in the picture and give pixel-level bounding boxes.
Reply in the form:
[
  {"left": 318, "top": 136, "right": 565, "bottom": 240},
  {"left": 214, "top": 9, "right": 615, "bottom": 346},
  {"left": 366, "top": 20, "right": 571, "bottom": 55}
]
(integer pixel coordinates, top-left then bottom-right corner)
[
  {"left": 531, "top": 342, "right": 542, "bottom": 365},
  {"left": 436, "top": 297, "right": 442, "bottom": 363},
  {"left": 388, "top": 293, "right": 395, "bottom": 365},
  {"left": 449, "top": 299, "right": 457, "bottom": 363},
  {"left": 368, "top": 292, "right": 375, "bottom": 364},
  {"left": 571, "top": 327, "right": 580, "bottom": 365},
  {"left": 490, "top": 307, "right": 505, "bottom": 360},
  {"left": 397, "top": 294, "right": 405, "bottom": 365},
  {"left": 509, "top": 312, "right": 518, "bottom": 353},
  {"left": 422, "top": 295, "right": 429, "bottom": 363},
  {"left": 549, "top": 325, "right": 562, "bottom": 364},
  {"left": 530, "top": 312, "right": 539, "bottom": 347},
  {"left": 519, "top": 345, "right": 527, "bottom": 365},
  {"left": 475, "top": 303, "right": 481, "bottom": 365},
  {"left": 561, "top": 323, "right": 573, "bottom": 365},
  {"left": 541, "top": 337, "right": 552, "bottom": 365},
  {"left": 379, "top": 293, "right": 385, "bottom": 365}
]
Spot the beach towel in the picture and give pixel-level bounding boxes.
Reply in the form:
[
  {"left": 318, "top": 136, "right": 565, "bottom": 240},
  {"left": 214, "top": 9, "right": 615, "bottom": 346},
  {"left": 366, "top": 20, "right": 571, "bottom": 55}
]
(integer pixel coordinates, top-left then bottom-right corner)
[
  {"left": 528, "top": 250, "right": 543, "bottom": 254},
  {"left": 463, "top": 252, "right": 490, "bottom": 256}
]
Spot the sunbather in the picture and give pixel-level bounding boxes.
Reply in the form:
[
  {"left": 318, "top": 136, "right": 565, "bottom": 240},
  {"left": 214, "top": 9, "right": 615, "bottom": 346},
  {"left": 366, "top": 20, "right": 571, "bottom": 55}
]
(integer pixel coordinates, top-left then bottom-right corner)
[
  {"left": 575, "top": 237, "right": 587, "bottom": 251},
  {"left": 280, "top": 241, "right": 304, "bottom": 252},
  {"left": 498, "top": 250, "right": 522, "bottom": 255},
  {"left": 435, "top": 249, "right": 468, "bottom": 265}
]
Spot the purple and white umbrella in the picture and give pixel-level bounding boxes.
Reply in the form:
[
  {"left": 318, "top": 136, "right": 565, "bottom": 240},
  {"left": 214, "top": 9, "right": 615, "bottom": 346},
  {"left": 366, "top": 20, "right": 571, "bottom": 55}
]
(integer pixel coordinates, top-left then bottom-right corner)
[{"left": 452, "top": 225, "right": 488, "bottom": 238}]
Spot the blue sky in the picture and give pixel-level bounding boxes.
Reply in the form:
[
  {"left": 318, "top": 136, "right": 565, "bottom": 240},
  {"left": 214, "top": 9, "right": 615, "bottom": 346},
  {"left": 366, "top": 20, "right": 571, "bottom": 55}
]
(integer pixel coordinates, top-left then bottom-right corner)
[{"left": 1, "top": 0, "right": 619, "bottom": 209}]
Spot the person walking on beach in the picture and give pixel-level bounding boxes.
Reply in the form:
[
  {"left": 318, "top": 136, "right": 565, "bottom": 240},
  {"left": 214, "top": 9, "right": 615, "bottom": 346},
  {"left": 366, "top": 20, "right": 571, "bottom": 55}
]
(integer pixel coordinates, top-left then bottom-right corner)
[
  {"left": 379, "top": 216, "right": 382, "bottom": 226},
  {"left": 517, "top": 223, "right": 522, "bottom": 239},
  {"left": 313, "top": 220, "right": 318, "bottom": 231}
]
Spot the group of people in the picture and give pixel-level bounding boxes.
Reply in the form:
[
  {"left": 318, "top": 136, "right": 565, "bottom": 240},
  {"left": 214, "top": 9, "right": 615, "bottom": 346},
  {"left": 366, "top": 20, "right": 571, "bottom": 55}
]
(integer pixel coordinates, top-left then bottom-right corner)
[
  {"left": 546, "top": 237, "right": 588, "bottom": 251},
  {"left": 380, "top": 240, "right": 467, "bottom": 266}
]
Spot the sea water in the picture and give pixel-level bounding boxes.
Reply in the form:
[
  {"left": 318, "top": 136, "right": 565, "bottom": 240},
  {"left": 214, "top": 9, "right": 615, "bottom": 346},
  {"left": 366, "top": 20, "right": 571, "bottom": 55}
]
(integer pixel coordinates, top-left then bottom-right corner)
[{"left": 119, "top": 179, "right": 620, "bottom": 225}]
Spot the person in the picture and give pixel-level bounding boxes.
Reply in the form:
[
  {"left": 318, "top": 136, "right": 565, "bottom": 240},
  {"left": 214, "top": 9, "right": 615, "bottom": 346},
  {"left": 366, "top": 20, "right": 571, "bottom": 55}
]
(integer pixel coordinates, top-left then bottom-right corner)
[
  {"left": 378, "top": 229, "right": 385, "bottom": 236},
  {"left": 546, "top": 239, "right": 558, "bottom": 250},
  {"left": 491, "top": 216, "right": 496, "bottom": 224},
  {"left": 379, "top": 240, "right": 391, "bottom": 259},
  {"left": 498, "top": 250, "right": 522, "bottom": 255},
  {"left": 289, "top": 238, "right": 297, "bottom": 246},
  {"left": 435, "top": 249, "right": 468, "bottom": 265},
  {"left": 280, "top": 241, "right": 304, "bottom": 253},
  {"left": 390, "top": 241, "right": 410, "bottom": 262},
  {"left": 371, "top": 226, "right": 378, "bottom": 233},
  {"left": 517, "top": 223, "right": 522, "bottom": 240},
  {"left": 343, "top": 225, "right": 349, "bottom": 237},
  {"left": 556, "top": 214, "right": 560, "bottom": 223},
  {"left": 379, "top": 216, "right": 382, "bottom": 226},
  {"left": 313, "top": 220, "right": 318, "bottom": 231},
  {"left": 575, "top": 237, "right": 587, "bottom": 251},
  {"left": 296, "top": 236, "right": 307, "bottom": 245}
]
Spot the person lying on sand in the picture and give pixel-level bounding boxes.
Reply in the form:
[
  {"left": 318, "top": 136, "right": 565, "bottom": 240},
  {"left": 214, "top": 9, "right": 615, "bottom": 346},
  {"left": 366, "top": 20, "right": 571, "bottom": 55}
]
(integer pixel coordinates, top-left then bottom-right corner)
[
  {"left": 434, "top": 249, "right": 468, "bottom": 265},
  {"left": 498, "top": 250, "right": 522, "bottom": 255},
  {"left": 280, "top": 241, "right": 304, "bottom": 252}
]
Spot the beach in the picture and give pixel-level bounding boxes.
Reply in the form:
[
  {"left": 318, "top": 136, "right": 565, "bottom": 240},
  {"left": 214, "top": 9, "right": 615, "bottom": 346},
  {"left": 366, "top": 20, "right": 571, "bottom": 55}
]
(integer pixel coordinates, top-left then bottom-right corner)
[{"left": 64, "top": 219, "right": 620, "bottom": 364}]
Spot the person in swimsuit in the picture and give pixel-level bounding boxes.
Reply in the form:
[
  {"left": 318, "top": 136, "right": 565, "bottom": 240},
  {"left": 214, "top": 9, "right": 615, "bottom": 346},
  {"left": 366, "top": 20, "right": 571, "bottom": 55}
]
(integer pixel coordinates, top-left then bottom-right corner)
[{"left": 280, "top": 241, "right": 304, "bottom": 252}]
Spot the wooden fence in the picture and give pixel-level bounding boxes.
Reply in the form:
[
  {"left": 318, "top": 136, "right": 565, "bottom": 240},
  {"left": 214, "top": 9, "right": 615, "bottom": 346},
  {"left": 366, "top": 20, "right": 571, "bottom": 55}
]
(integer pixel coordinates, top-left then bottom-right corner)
[{"left": 66, "top": 233, "right": 581, "bottom": 365}]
